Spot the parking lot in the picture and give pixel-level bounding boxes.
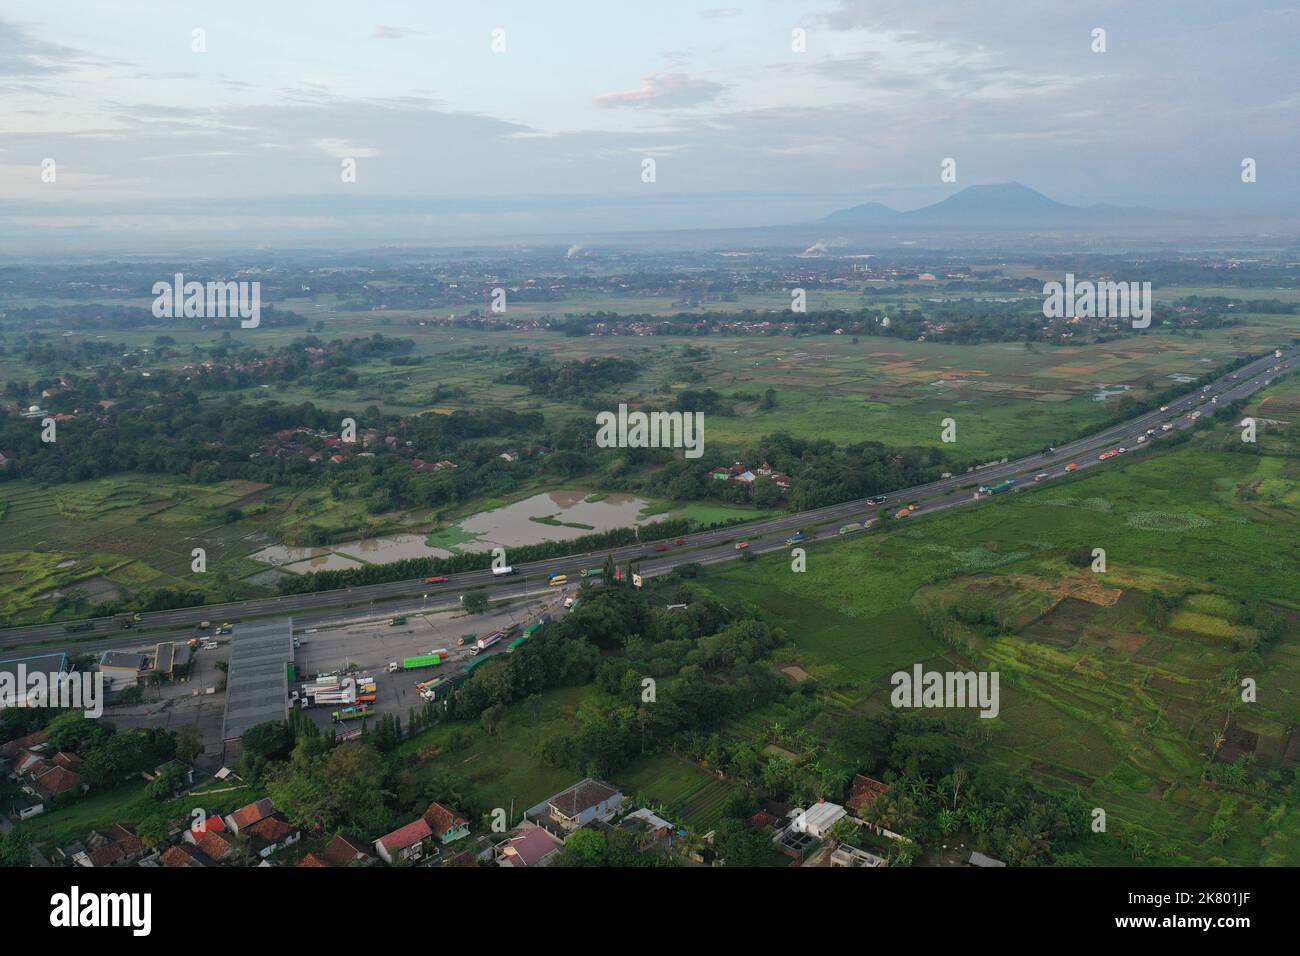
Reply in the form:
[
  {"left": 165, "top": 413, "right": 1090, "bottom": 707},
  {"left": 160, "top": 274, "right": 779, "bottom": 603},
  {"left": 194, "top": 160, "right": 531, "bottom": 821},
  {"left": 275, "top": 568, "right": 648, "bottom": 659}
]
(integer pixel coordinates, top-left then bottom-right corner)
[{"left": 292, "top": 593, "right": 567, "bottom": 733}]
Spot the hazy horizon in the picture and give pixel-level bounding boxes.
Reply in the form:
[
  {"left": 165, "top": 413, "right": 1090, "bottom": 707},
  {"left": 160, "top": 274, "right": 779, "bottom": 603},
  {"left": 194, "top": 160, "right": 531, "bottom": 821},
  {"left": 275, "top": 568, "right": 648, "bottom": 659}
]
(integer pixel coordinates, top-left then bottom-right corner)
[{"left": 3, "top": 1, "right": 1298, "bottom": 252}]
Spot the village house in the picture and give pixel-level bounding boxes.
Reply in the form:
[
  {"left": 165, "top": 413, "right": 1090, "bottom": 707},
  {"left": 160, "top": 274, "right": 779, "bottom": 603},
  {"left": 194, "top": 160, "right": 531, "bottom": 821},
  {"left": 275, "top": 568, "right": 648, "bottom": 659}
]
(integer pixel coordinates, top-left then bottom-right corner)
[
  {"left": 525, "top": 778, "right": 626, "bottom": 840},
  {"left": 374, "top": 818, "right": 434, "bottom": 865},
  {"left": 846, "top": 774, "right": 891, "bottom": 819},
  {"left": 423, "top": 801, "right": 471, "bottom": 845},
  {"left": 320, "top": 833, "right": 377, "bottom": 868},
  {"left": 494, "top": 825, "right": 563, "bottom": 868},
  {"left": 224, "top": 797, "right": 276, "bottom": 836}
]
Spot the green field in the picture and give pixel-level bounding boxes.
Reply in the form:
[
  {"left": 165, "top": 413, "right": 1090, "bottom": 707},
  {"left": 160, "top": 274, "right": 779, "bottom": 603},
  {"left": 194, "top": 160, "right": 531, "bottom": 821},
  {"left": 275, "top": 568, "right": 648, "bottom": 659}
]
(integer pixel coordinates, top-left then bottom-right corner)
[{"left": 702, "top": 425, "right": 1300, "bottom": 864}]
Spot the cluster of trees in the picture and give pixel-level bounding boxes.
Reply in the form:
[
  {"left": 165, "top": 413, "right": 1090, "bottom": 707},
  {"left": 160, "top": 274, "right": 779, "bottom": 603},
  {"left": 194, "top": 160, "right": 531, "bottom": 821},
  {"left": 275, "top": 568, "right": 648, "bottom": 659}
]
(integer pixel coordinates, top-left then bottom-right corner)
[{"left": 499, "top": 355, "right": 640, "bottom": 401}]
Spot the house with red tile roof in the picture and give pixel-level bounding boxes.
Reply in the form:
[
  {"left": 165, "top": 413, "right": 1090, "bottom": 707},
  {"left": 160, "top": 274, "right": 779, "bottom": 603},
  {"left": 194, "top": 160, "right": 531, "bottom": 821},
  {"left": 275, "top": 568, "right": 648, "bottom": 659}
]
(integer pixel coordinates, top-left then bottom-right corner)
[
  {"left": 297, "top": 852, "right": 330, "bottom": 868},
  {"left": 195, "top": 827, "right": 235, "bottom": 863},
  {"left": 0, "top": 729, "right": 49, "bottom": 762},
  {"left": 422, "top": 801, "right": 470, "bottom": 845},
  {"left": 23, "top": 758, "right": 85, "bottom": 803},
  {"left": 320, "top": 833, "right": 376, "bottom": 868},
  {"left": 224, "top": 797, "right": 275, "bottom": 835},
  {"left": 374, "top": 818, "right": 433, "bottom": 866},
  {"left": 82, "top": 825, "right": 143, "bottom": 868},
  {"left": 159, "top": 844, "right": 208, "bottom": 868},
  {"left": 246, "top": 813, "right": 301, "bottom": 858},
  {"left": 846, "top": 774, "right": 891, "bottom": 818}
]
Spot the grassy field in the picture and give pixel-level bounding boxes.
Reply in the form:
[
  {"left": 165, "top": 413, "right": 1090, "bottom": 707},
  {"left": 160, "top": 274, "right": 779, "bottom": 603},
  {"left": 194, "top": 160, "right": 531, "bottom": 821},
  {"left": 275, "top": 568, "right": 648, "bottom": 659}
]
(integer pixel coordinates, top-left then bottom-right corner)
[
  {"left": 701, "top": 423, "right": 1300, "bottom": 864},
  {"left": 17, "top": 780, "right": 256, "bottom": 849}
]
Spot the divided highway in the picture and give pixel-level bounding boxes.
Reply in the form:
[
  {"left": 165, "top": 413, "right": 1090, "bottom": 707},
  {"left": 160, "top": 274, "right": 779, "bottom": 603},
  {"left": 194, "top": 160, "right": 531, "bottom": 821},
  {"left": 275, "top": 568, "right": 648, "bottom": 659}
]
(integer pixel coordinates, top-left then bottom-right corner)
[{"left": 4, "top": 343, "right": 1297, "bottom": 654}]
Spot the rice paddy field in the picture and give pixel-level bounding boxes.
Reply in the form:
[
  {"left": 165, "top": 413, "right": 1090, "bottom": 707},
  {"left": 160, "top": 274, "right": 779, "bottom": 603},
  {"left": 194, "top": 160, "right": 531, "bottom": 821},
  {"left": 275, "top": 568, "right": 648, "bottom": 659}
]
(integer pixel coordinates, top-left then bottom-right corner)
[
  {"left": 194, "top": 311, "right": 1300, "bottom": 462},
  {"left": 701, "top": 421, "right": 1300, "bottom": 865}
]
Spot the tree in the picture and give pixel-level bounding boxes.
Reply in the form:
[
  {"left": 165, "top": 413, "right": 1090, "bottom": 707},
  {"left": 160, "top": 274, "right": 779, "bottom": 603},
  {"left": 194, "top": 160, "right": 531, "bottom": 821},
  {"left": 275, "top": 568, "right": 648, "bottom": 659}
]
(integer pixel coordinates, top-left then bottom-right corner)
[
  {"left": 561, "top": 828, "right": 608, "bottom": 866},
  {"left": 174, "top": 725, "right": 204, "bottom": 765},
  {"left": 464, "top": 591, "right": 489, "bottom": 614}
]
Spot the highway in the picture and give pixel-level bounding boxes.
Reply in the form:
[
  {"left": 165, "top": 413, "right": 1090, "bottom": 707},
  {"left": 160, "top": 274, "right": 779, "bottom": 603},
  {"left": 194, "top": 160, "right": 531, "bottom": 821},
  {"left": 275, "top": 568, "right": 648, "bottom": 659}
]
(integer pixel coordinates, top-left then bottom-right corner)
[{"left": 4, "top": 342, "right": 1297, "bottom": 655}]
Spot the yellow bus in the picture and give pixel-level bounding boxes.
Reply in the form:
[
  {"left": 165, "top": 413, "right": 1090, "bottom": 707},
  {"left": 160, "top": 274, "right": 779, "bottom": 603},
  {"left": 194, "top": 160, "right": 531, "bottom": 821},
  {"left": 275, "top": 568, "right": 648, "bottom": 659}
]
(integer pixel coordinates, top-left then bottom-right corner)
[{"left": 549, "top": 574, "right": 568, "bottom": 586}]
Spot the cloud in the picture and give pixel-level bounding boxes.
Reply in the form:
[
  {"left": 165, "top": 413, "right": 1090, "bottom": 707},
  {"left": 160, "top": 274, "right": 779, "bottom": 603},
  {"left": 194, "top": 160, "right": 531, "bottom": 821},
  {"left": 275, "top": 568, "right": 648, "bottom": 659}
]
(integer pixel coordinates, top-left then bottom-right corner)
[
  {"left": 595, "top": 72, "right": 728, "bottom": 110},
  {"left": 0, "top": 17, "right": 87, "bottom": 79},
  {"left": 701, "top": 7, "right": 743, "bottom": 18},
  {"left": 373, "top": 25, "right": 422, "bottom": 40}
]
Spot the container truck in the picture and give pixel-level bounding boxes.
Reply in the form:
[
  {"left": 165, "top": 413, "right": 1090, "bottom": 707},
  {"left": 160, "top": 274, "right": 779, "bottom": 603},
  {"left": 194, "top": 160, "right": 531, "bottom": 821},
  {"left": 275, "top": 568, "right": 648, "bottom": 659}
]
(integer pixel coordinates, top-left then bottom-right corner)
[
  {"left": 978, "top": 479, "right": 1017, "bottom": 496},
  {"left": 392, "top": 654, "right": 441, "bottom": 672},
  {"left": 581, "top": 568, "right": 603, "bottom": 578},
  {"left": 507, "top": 637, "right": 528, "bottom": 653},
  {"left": 492, "top": 565, "right": 515, "bottom": 577},
  {"left": 464, "top": 655, "right": 493, "bottom": 674}
]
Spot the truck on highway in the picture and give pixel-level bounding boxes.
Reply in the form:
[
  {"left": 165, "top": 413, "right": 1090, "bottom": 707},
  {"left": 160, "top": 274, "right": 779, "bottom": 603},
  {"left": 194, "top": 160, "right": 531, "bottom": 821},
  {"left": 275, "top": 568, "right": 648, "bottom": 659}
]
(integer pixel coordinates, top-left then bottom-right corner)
[
  {"left": 581, "top": 568, "right": 603, "bottom": 578},
  {"left": 114, "top": 611, "right": 140, "bottom": 629},
  {"left": 64, "top": 621, "right": 94, "bottom": 633},
  {"left": 838, "top": 522, "right": 863, "bottom": 535},
  {"left": 978, "top": 479, "right": 1017, "bottom": 496},
  {"left": 549, "top": 574, "right": 568, "bottom": 587},
  {"left": 785, "top": 531, "right": 805, "bottom": 545},
  {"left": 388, "top": 616, "right": 407, "bottom": 626},
  {"left": 492, "top": 565, "right": 516, "bottom": 577}
]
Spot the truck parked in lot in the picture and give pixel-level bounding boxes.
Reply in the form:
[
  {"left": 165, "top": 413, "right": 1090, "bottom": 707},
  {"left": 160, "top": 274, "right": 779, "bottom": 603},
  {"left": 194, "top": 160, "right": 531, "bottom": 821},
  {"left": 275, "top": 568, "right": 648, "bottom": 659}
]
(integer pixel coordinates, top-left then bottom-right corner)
[
  {"left": 332, "top": 706, "right": 375, "bottom": 723},
  {"left": 471, "top": 632, "right": 503, "bottom": 655},
  {"left": 387, "top": 654, "right": 441, "bottom": 673}
]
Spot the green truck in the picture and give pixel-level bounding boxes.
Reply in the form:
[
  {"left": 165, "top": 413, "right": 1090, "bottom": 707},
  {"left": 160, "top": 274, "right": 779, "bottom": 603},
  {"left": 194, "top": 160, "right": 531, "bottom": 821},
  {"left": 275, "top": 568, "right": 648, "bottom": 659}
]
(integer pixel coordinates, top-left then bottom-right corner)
[
  {"left": 979, "top": 478, "right": 1018, "bottom": 496},
  {"left": 464, "top": 655, "right": 494, "bottom": 674},
  {"left": 580, "top": 568, "right": 603, "bottom": 578},
  {"left": 402, "top": 654, "right": 441, "bottom": 671},
  {"left": 507, "top": 636, "right": 528, "bottom": 653},
  {"left": 332, "top": 706, "right": 375, "bottom": 723}
]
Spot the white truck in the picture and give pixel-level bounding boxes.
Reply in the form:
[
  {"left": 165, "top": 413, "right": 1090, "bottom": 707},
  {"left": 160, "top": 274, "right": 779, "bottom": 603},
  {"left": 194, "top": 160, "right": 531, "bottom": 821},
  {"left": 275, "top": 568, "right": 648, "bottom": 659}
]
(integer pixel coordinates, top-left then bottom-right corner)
[
  {"left": 472, "top": 632, "right": 503, "bottom": 656},
  {"left": 491, "top": 565, "right": 515, "bottom": 576}
]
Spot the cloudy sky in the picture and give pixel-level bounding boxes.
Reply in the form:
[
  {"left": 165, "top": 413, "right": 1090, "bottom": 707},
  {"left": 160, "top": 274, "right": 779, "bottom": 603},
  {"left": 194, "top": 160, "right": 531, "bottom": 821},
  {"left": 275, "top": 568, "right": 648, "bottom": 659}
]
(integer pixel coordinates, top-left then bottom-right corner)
[{"left": 2, "top": 0, "right": 1297, "bottom": 249}]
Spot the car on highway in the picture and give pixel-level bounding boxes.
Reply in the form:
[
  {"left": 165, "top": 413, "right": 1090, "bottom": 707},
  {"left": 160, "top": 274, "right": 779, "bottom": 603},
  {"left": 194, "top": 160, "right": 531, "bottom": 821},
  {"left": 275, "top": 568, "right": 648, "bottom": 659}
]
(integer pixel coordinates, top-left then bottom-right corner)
[
  {"left": 674, "top": 538, "right": 685, "bottom": 546},
  {"left": 654, "top": 542, "right": 668, "bottom": 552},
  {"left": 201, "top": 641, "right": 218, "bottom": 651},
  {"left": 866, "top": 495, "right": 888, "bottom": 505},
  {"left": 425, "top": 575, "right": 449, "bottom": 583},
  {"left": 1136, "top": 435, "right": 1146, "bottom": 443},
  {"left": 1160, "top": 405, "right": 1168, "bottom": 412}
]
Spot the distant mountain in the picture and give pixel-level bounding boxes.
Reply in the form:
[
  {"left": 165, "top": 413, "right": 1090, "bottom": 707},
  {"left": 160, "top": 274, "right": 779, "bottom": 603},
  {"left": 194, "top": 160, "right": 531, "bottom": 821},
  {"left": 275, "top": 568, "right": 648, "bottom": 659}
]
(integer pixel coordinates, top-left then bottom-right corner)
[
  {"left": 899, "top": 182, "right": 1078, "bottom": 222},
  {"left": 821, "top": 200, "right": 898, "bottom": 225},
  {"left": 821, "top": 182, "right": 1170, "bottom": 229}
]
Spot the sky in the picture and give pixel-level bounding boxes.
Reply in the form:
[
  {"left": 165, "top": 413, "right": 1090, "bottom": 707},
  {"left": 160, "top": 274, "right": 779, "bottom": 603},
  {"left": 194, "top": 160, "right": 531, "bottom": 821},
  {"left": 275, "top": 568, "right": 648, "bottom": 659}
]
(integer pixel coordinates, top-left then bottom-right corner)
[{"left": 1, "top": 0, "right": 1297, "bottom": 249}]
